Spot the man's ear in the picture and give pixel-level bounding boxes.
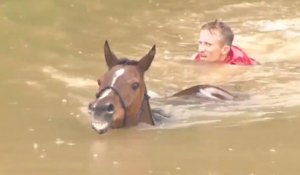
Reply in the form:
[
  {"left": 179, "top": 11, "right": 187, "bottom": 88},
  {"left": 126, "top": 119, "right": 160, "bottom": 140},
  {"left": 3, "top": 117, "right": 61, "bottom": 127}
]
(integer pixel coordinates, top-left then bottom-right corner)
[{"left": 221, "top": 44, "right": 231, "bottom": 55}]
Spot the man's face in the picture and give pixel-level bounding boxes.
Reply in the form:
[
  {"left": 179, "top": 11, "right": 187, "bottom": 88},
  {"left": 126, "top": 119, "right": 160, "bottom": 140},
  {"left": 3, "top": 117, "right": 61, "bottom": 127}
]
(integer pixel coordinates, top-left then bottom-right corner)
[{"left": 198, "top": 29, "right": 228, "bottom": 62}]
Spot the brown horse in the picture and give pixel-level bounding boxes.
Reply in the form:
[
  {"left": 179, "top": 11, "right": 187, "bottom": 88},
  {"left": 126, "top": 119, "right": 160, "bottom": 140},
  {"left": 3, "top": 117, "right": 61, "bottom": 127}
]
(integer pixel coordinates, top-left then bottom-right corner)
[{"left": 88, "top": 41, "right": 235, "bottom": 134}]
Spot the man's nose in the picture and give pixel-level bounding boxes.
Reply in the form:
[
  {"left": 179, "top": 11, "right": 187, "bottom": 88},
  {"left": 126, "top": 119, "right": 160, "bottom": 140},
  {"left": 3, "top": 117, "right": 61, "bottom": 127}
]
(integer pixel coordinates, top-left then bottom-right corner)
[{"left": 198, "top": 43, "right": 205, "bottom": 52}]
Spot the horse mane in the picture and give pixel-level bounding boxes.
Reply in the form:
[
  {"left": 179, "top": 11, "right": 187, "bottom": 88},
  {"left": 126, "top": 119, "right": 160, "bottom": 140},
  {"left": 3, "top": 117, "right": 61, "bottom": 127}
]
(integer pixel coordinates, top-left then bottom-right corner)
[{"left": 117, "top": 58, "right": 138, "bottom": 65}]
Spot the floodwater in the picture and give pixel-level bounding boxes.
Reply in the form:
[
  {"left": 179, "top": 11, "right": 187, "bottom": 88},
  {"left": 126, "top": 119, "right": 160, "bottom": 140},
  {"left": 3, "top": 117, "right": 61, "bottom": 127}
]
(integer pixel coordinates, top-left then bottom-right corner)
[{"left": 1, "top": 0, "right": 300, "bottom": 174}]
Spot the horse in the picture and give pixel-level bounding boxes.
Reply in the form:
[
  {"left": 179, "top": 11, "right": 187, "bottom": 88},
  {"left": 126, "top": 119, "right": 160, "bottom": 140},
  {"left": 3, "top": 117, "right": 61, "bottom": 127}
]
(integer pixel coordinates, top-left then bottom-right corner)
[{"left": 88, "top": 41, "right": 235, "bottom": 134}]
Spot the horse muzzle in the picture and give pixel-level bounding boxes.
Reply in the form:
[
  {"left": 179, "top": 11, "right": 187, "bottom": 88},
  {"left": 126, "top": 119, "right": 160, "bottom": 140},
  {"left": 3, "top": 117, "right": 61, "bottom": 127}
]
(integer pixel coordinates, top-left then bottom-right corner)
[
  {"left": 88, "top": 102, "right": 115, "bottom": 134},
  {"left": 91, "top": 120, "right": 110, "bottom": 134}
]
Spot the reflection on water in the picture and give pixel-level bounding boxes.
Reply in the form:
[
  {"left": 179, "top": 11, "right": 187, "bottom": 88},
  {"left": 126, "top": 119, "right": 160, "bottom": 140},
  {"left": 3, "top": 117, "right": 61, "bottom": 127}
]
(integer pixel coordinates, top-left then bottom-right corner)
[{"left": 1, "top": 0, "right": 300, "bottom": 174}]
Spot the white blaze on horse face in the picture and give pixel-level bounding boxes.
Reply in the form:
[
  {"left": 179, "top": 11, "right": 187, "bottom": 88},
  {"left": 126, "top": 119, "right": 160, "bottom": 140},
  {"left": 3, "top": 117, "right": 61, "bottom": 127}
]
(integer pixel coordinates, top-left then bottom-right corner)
[
  {"left": 93, "top": 68, "right": 125, "bottom": 109},
  {"left": 98, "top": 89, "right": 112, "bottom": 100},
  {"left": 93, "top": 89, "right": 113, "bottom": 109},
  {"left": 111, "top": 68, "right": 125, "bottom": 87}
]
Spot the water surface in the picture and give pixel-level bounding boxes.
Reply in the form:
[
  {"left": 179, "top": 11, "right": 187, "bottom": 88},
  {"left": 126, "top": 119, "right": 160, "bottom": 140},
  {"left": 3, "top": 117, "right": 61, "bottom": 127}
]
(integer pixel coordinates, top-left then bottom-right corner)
[{"left": 1, "top": 0, "right": 300, "bottom": 174}]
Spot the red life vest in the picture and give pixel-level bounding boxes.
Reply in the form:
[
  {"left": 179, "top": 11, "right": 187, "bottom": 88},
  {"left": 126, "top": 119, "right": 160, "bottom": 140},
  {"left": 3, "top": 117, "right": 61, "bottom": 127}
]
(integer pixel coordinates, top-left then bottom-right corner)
[{"left": 194, "top": 45, "right": 258, "bottom": 65}]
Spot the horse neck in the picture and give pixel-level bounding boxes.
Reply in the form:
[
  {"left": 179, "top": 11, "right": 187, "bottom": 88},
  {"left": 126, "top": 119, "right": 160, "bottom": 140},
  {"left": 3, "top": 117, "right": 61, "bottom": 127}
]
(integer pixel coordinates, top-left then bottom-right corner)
[
  {"left": 125, "top": 88, "right": 154, "bottom": 126},
  {"left": 139, "top": 96, "right": 154, "bottom": 125}
]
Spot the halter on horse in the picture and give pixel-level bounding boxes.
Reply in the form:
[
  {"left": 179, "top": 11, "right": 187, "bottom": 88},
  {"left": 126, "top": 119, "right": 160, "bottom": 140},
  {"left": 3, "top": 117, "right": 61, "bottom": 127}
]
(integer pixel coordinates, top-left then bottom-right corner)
[{"left": 88, "top": 41, "right": 235, "bottom": 134}]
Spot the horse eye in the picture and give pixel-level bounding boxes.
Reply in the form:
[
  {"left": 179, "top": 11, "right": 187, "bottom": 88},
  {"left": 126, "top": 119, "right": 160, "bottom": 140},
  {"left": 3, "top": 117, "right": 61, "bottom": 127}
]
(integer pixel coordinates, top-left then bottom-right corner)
[{"left": 131, "top": 82, "right": 140, "bottom": 90}]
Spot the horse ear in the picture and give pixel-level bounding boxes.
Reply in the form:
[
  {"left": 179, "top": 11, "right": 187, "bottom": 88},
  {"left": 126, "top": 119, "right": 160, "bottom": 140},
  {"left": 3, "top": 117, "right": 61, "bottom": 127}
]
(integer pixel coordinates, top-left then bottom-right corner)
[
  {"left": 138, "top": 45, "right": 156, "bottom": 72},
  {"left": 104, "top": 40, "right": 118, "bottom": 69}
]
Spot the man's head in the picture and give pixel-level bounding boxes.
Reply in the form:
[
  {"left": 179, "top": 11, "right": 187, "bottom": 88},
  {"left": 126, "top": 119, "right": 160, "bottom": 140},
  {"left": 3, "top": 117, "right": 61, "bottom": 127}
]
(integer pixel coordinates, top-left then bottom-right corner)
[{"left": 198, "top": 20, "right": 234, "bottom": 62}]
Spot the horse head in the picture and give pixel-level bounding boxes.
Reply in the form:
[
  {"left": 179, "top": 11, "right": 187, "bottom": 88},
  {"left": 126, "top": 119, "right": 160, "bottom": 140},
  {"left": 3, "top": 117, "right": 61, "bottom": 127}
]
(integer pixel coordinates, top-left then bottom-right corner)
[{"left": 88, "top": 41, "right": 156, "bottom": 134}]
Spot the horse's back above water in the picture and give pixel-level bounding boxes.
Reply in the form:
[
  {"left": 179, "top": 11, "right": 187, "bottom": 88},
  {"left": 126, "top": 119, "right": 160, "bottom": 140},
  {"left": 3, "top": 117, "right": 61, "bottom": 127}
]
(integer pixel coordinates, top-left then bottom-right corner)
[{"left": 172, "top": 84, "right": 235, "bottom": 101}]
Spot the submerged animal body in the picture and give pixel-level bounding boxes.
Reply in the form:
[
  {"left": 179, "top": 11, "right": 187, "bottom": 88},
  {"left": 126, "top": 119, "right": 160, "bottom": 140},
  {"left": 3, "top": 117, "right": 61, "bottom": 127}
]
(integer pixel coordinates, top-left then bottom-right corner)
[{"left": 88, "top": 41, "right": 235, "bottom": 134}]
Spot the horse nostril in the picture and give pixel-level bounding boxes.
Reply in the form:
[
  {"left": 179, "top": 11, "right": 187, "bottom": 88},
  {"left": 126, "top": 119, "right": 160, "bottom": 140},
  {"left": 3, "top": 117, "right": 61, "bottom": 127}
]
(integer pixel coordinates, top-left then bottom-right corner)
[
  {"left": 105, "top": 103, "right": 114, "bottom": 114},
  {"left": 88, "top": 102, "right": 95, "bottom": 111}
]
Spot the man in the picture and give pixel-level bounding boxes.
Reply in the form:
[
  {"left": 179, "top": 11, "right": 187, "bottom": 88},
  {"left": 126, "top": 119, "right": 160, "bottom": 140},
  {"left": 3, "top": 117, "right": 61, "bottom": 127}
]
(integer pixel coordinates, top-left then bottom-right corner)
[{"left": 192, "top": 20, "right": 258, "bottom": 65}]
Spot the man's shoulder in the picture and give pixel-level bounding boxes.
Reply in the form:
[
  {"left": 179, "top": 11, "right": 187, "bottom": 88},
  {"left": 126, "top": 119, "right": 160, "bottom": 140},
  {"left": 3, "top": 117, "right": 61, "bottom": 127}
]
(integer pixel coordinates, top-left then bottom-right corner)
[{"left": 226, "top": 45, "right": 259, "bottom": 65}]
